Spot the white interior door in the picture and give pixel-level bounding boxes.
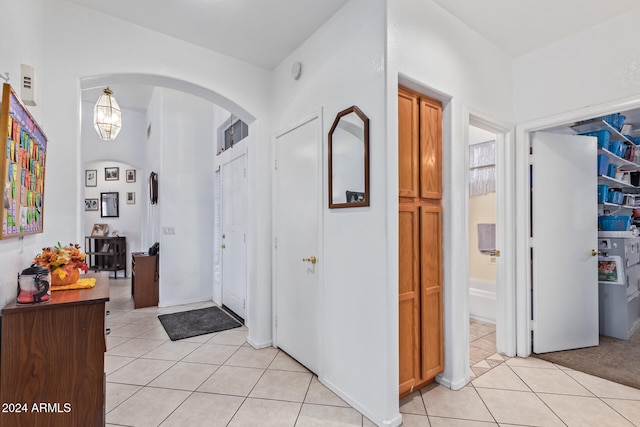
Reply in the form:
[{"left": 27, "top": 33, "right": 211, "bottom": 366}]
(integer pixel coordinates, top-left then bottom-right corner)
[
  {"left": 274, "top": 115, "right": 321, "bottom": 374},
  {"left": 531, "top": 132, "right": 598, "bottom": 353},
  {"left": 221, "top": 153, "right": 247, "bottom": 319}
]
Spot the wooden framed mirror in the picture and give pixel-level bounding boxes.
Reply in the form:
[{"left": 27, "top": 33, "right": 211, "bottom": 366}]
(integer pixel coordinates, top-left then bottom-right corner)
[
  {"left": 100, "top": 192, "right": 119, "bottom": 218},
  {"left": 328, "top": 105, "right": 370, "bottom": 208}
]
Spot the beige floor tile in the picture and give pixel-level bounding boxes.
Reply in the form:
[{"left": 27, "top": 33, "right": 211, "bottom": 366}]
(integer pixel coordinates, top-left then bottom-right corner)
[
  {"left": 140, "top": 340, "right": 202, "bottom": 361},
  {"left": 106, "top": 335, "right": 131, "bottom": 350},
  {"left": 107, "top": 337, "right": 165, "bottom": 358},
  {"left": 398, "top": 413, "right": 431, "bottom": 426},
  {"left": 400, "top": 391, "right": 427, "bottom": 415},
  {"left": 269, "top": 351, "right": 311, "bottom": 372},
  {"left": 538, "top": 393, "right": 635, "bottom": 426},
  {"left": 228, "top": 397, "right": 301, "bottom": 427},
  {"left": 422, "top": 385, "right": 493, "bottom": 422},
  {"left": 148, "top": 361, "right": 219, "bottom": 390},
  {"left": 104, "top": 354, "right": 136, "bottom": 374},
  {"left": 108, "top": 322, "right": 156, "bottom": 338},
  {"left": 160, "top": 392, "right": 244, "bottom": 427},
  {"left": 136, "top": 325, "right": 171, "bottom": 340},
  {"left": 304, "top": 377, "right": 350, "bottom": 407},
  {"left": 295, "top": 403, "right": 362, "bottom": 426},
  {"left": 472, "top": 360, "right": 491, "bottom": 369},
  {"left": 475, "top": 388, "right": 564, "bottom": 426},
  {"left": 111, "top": 311, "right": 160, "bottom": 324},
  {"left": 106, "top": 386, "right": 190, "bottom": 426},
  {"left": 198, "top": 365, "right": 264, "bottom": 396},
  {"left": 510, "top": 366, "right": 592, "bottom": 396},
  {"left": 486, "top": 359, "right": 503, "bottom": 368},
  {"left": 471, "top": 337, "right": 497, "bottom": 353},
  {"left": 107, "top": 358, "right": 175, "bottom": 386},
  {"left": 565, "top": 370, "right": 640, "bottom": 400},
  {"left": 603, "top": 398, "right": 640, "bottom": 425},
  {"left": 207, "top": 328, "right": 248, "bottom": 345},
  {"left": 429, "top": 417, "right": 498, "bottom": 426},
  {"left": 505, "top": 356, "right": 557, "bottom": 369},
  {"left": 470, "top": 347, "right": 494, "bottom": 364},
  {"left": 180, "top": 331, "right": 220, "bottom": 343},
  {"left": 471, "top": 365, "right": 529, "bottom": 391},
  {"left": 105, "top": 382, "right": 141, "bottom": 413},
  {"left": 363, "top": 417, "right": 377, "bottom": 427},
  {"left": 182, "top": 342, "right": 239, "bottom": 365},
  {"left": 472, "top": 367, "right": 491, "bottom": 378},
  {"left": 225, "top": 345, "right": 279, "bottom": 369},
  {"left": 249, "top": 369, "right": 313, "bottom": 402}
]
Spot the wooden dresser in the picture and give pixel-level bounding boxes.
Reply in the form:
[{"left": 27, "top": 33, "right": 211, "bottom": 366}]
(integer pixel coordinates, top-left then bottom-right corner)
[
  {"left": 131, "top": 253, "right": 159, "bottom": 309},
  {"left": 0, "top": 272, "right": 109, "bottom": 427}
]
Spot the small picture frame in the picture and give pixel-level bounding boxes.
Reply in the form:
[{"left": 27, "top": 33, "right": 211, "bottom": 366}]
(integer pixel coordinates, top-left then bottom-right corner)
[
  {"left": 91, "top": 223, "right": 108, "bottom": 237},
  {"left": 84, "top": 198, "right": 99, "bottom": 211},
  {"left": 598, "top": 256, "right": 625, "bottom": 285},
  {"left": 85, "top": 169, "right": 97, "bottom": 187},
  {"left": 126, "top": 169, "right": 136, "bottom": 183},
  {"left": 105, "top": 167, "right": 119, "bottom": 181},
  {"left": 126, "top": 192, "right": 135, "bottom": 204}
]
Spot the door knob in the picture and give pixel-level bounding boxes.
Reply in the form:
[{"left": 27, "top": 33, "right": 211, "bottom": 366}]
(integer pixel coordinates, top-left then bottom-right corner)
[
  {"left": 221, "top": 244, "right": 226, "bottom": 249},
  {"left": 302, "top": 256, "right": 317, "bottom": 264},
  {"left": 494, "top": 249, "right": 501, "bottom": 257},
  {"left": 591, "top": 249, "right": 598, "bottom": 256}
]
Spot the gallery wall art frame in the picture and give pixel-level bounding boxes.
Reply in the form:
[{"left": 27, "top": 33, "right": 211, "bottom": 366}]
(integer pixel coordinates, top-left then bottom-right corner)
[
  {"left": 85, "top": 169, "right": 97, "bottom": 187},
  {"left": 84, "top": 198, "right": 99, "bottom": 211},
  {"left": 105, "top": 167, "right": 119, "bottom": 181},
  {"left": 0, "top": 83, "right": 48, "bottom": 239}
]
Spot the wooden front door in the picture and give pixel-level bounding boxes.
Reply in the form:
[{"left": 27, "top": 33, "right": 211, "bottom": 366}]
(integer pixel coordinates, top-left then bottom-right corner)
[{"left": 398, "top": 86, "right": 444, "bottom": 398}]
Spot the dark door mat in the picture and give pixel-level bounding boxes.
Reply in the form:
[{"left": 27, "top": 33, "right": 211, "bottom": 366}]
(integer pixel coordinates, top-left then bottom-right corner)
[{"left": 158, "top": 306, "right": 242, "bottom": 341}]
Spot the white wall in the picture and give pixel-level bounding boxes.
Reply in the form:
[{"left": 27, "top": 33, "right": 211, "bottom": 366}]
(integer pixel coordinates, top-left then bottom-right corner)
[
  {"left": 388, "top": 0, "right": 513, "bottom": 391},
  {"left": 146, "top": 88, "right": 214, "bottom": 306},
  {"left": 40, "top": 0, "right": 273, "bottom": 345},
  {"left": 271, "top": 0, "right": 393, "bottom": 424},
  {"left": 0, "top": 0, "right": 45, "bottom": 308},
  {"left": 514, "top": 9, "right": 640, "bottom": 124},
  {"left": 81, "top": 101, "right": 147, "bottom": 271}
]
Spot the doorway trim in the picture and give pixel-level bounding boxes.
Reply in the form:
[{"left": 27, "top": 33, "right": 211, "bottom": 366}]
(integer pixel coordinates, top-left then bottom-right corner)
[
  {"left": 515, "top": 95, "right": 640, "bottom": 357},
  {"left": 466, "top": 110, "right": 516, "bottom": 358}
]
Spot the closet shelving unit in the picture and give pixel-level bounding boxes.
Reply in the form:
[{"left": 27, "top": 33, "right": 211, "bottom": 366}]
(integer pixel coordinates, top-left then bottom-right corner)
[{"left": 573, "top": 118, "right": 640, "bottom": 339}]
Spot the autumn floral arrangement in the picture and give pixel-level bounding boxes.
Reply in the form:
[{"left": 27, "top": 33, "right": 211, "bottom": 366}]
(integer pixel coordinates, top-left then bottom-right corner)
[{"left": 34, "top": 242, "right": 89, "bottom": 280}]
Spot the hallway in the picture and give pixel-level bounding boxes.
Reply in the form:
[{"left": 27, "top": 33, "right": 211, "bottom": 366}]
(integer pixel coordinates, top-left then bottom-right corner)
[{"left": 106, "top": 279, "right": 640, "bottom": 426}]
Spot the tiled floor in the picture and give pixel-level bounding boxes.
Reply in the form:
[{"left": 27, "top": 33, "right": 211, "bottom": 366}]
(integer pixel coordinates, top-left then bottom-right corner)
[{"left": 106, "top": 279, "right": 640, "bottom": 426}]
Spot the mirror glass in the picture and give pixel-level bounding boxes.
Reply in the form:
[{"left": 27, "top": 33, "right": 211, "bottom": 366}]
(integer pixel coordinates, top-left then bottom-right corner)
[
  {"left": 100, "top": 192, "right": 119, "bottom": 218},
  {"left": 329, "top": 106, "right": 369, "bottom": 208}
]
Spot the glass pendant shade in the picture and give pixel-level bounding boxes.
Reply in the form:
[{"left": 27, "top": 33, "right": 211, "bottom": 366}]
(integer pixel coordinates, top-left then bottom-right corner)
[{"left": 93, "top": 88, "right": 122, "bottom": 141}]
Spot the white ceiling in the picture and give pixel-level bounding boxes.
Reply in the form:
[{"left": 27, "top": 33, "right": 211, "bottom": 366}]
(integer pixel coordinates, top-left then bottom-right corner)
[
  {"left": 431, "top": 0, "right": 640, "bottom": 57},
  {"left": 68, "top": 0, "right": 350, "bottom": 70},
  {"left": 74, "top": 0, "right": 640, "bottom": 111}
]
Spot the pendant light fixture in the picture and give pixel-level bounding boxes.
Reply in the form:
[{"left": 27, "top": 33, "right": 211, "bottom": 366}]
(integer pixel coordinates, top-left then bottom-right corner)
[{"left": 93, "top": 87, "right": 122, "bottom": 141}]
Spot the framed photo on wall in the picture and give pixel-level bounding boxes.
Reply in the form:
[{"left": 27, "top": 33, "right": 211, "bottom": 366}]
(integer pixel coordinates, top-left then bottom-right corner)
[
  {"left": 105, "top": 167, "right": 119, "bottom": 181},
  {"left": 85, "top": 169, "right": 97, "bottom": 187},
  {"left": 84, "top": 198, "right": 99, "bottom": 211},
  {"left": 126, "top": 192, "right": 135, "bottom": 204},
  {"left": 91, "top": 223, "right": 108, "bottom": 237},
  {"left": 126, "top": 169, "right": 136, "bottom": 183}
]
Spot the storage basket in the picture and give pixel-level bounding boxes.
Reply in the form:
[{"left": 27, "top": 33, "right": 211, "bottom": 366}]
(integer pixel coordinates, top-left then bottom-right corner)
[
  {"left": 598, "top": 184, "right": 609, "bottom": 203},
  {"left": 599, "top": 215, "right": 631, "bottom": 231},
  {"left": 607, "top": 191, "right": 623, "bottom": 204},
  {"left": 608, "top": 164, "right": 619, "bottom": 178},
  {"left": 608, "top": 141, "right": 625, "bottom": 157},
  {"left": 598, "top": 154, "right": 609, "bottom": 175}
]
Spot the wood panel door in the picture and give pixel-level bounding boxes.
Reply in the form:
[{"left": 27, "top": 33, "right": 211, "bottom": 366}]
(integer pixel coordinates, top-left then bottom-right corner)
[{"left": 398, "top": 86, "right": 444, "bottom": 398}]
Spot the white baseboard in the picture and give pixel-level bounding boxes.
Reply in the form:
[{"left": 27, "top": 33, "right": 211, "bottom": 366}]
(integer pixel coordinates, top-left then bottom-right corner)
[
  {"left": 247, "top": 337, "right": 272, "bottom": 349},
  {"left": 469, "top": 278, "right": 496, "bottom": 323},
  {"left": 318, "top": 377, "right": 402, "bottom": 427}
]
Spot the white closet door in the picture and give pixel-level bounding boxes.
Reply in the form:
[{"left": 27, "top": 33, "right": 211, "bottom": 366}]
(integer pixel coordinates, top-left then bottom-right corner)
[{"left": 531, "top": 132, "right": 598, "bottom": 353}]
